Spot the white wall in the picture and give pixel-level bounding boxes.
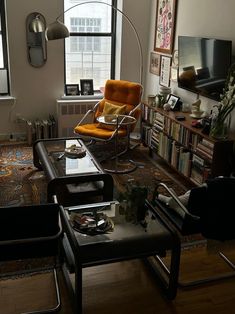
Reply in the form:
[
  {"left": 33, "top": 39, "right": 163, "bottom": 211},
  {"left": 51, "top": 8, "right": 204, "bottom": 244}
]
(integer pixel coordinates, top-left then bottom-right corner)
[
  {"left": 145, "top": 0, "right": 235, "bottom": 133},
  {"left": 0, "top": 0, "right": 151, "bottom": 137}
]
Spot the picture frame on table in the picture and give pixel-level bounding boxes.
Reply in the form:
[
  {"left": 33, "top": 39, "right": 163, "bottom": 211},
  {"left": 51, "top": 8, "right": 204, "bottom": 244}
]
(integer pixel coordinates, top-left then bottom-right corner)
[
  {"left": 80, "top": 79, "right": 94, "bottom": 95},
  {"left": 149, "top": 52, "right": 161, "bottom": 76},
  {"left": 159, "top": 55, "right": 171, "bottom": 87},
  {"left": 166, "top": 93, "right": 180, "bottom": 110},
  {"left": 154, "top": 0, "right": 178, "bottom": 54},
  {"left": 65, "top": 84, "right": 80, "bottom": 96}
]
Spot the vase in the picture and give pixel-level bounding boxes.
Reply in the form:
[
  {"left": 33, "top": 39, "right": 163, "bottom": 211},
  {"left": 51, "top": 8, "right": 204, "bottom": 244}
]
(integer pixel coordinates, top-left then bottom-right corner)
[{"left": 209, "top": 117, "right": 230, "bottom": 140}]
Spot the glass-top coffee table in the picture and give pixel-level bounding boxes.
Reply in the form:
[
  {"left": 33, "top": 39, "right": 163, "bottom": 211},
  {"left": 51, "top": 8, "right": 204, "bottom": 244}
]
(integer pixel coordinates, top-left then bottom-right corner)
[
  {"left": 33, "top": 137, "right": 114, "bottom": 205},
  {"left": 59, "top": 200, "right": 181, "bottom": 313}
]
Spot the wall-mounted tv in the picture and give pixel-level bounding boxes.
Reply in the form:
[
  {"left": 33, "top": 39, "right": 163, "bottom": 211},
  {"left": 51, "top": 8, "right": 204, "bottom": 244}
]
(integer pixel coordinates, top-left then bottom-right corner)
[{"left": 178, "top": 36, "right": 232, "bottom": 101}]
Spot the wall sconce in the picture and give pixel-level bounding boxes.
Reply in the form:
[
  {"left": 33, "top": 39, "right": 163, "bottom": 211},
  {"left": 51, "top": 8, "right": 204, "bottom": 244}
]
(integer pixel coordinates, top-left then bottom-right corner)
[{"left": 26, "top": 12, "right": 47, "bottom": 67}]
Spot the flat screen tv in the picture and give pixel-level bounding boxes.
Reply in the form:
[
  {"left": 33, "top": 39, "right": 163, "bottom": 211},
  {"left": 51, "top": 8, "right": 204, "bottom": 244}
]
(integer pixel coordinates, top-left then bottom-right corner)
[{"left": 178, "top": 36, "right": 232, "bottom": 101}]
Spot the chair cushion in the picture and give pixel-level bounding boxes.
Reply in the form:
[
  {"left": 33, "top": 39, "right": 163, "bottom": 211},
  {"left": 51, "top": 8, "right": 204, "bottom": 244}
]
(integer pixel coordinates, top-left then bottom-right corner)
[
  {"left": 74, "top": 123, "right": 127, "bottom": 139},
  {"left": 97, "top": 102, "right": 127, "bottom": 130},
  {"left": 102, "top": 102, "right": 127, "bottom": 115}
]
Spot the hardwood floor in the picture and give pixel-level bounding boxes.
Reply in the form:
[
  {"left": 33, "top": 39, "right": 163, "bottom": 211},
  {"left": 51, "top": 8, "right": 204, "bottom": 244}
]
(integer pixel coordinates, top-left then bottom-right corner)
[{"left": 1, "top": 245, "right": 235, "bottom": 314}]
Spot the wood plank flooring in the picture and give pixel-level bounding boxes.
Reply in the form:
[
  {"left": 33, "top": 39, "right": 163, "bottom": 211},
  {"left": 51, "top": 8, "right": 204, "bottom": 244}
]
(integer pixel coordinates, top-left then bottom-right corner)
[{"left": 1, "top": 244, "right": 235, "bottom": 314}]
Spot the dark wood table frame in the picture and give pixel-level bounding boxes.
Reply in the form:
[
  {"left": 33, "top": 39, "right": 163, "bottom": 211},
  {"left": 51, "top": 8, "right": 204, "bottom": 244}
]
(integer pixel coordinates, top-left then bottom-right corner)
[
  {"left": 33, "top": 137, "right": 114, "bottom": 204},
  {"left": 59, "top": 200, "right": 181, "bottom": 313}
]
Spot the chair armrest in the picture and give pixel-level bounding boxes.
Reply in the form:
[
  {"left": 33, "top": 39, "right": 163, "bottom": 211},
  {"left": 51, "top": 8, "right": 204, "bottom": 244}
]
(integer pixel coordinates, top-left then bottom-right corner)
[
  {"left": 0, "top": 227, "right": 62, "bottom": 246},
  {"left": 156, "top": 183, "right": 200, "bottom": 220},
  {"left": 128, "top": 102, "right": 141, "bottom": 116}
]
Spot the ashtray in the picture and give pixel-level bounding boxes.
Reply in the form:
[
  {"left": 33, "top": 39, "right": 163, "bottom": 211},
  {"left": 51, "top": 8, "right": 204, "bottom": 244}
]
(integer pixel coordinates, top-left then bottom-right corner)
[{"left": 64, "top": 145, "right": 86, "bottom": 159}]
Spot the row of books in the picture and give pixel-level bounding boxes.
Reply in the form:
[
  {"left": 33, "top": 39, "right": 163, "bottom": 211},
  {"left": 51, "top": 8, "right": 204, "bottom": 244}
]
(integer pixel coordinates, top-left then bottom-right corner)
[
  {"left": 195, "top": 138, "right": 214, "bottom": 161},
  {"left": 142, "top": 104, "right": 157, "bottom": 125},
  {"left": 149, "top": 128, "right": 211, "bottom": 181}
]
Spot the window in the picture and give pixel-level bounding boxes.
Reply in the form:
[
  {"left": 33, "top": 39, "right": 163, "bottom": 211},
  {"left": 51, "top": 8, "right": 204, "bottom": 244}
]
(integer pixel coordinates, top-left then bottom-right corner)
[
  {"left": 0, "top": 0, "right": 9, "bottom": 95},
  {"left": 64, "top": 0, "right": 117, "bottom": 91}
]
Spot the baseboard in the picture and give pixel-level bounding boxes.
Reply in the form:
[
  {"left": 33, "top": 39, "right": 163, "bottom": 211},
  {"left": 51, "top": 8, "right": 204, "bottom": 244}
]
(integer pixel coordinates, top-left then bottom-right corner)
[{"left": 0, "top": 132, "right": 26, "bottom": 142}]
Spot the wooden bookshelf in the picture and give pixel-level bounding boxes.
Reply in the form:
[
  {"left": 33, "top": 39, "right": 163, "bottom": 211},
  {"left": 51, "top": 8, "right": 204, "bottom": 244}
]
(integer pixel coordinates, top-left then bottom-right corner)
[{"left": 142, "top": 102, "right": 235, "bottom": 185}]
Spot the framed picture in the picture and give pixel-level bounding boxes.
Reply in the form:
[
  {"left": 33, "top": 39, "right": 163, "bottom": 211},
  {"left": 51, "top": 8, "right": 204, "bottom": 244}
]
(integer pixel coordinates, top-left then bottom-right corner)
[
  {"left": 159, "top": 55, "right": 171, "bottom": 87},
  {"left": 154, "top": 0, "right": 178, "bottom": 54},
  {"left": 166, "top": 93, "right": 180, "bottom": 110},
  {"left": 80, "top": 79, "right": 94, "bottom": 95},
  {"left": 149, "top": 52, "right": 161, "bottom": 76},
  {"left": 65, "top": 84, "right": 80, "bottom": 96}
]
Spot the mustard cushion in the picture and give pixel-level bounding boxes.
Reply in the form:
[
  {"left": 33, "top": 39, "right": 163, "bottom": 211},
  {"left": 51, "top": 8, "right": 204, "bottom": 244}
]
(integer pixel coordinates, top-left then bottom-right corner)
[
  {"left": 103, "top": 102, "right": 126, "bottom": 115},
  {"left": 74, "top": 123, "right": 127, "bottom": 139},
  {"left": 98, "top": 102, "right": 126, "bottom": 130}
]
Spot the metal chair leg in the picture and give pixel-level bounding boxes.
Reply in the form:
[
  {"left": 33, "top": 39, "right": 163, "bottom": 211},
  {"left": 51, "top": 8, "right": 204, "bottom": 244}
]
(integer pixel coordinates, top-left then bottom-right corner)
[
  {"left": 152, "top": 251, "right": 235, "bottom": 289},
  {"left": 22, "top": 268, "right": 61, "bottom": 314}
]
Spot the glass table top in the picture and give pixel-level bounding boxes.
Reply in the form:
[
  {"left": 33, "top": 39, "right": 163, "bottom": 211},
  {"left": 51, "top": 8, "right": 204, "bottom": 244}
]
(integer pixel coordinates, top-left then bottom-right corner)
[{"left": 41, "top": 139, "right": 100, "bottom": 176}]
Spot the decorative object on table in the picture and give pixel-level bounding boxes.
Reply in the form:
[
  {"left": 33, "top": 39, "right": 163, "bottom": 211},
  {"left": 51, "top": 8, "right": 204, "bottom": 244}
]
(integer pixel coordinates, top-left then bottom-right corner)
[
  {"left": 118, "top": 181, "right": 148, "bottom": 224},
  {"left": 154, "top": 0, "right": 178, "bottom": 54},
  {"left": 70, "top": 211, "right": 114, "bottom": 235},
  {"left": 166, "top": 93, "right": 181, "bottom": 111},
  {"left": 209, "top": 63, "right": 235, "bottom": 140},
  {"left": 159, "top": 55, "right": 172, "bottom": 87},
  {"left": 156, "top": 94, "right": 165, "bottom": 108},
  {"left": 163, "top": 102, "right": 171, "bottom": 111},
  {"left": 181, "top": 102, "right": 190, "bottom": 113},
  {"left": 159, "top": 85, "right": 171, "bottom": 103},
  {"left": 148, "top": 94, "right": 157, "bottom": 107},
  {"left": 80, "top": 79, "right": 94, "bottom": 95},
  {"left": 190, "top": 99, "right": 204, "bottom": 119},
  {"left": 64, "top": 144, "right": 86, "bottom": 159},
  {"left": 149, "top": 52, "right": 161, "bottom": 76},
  {"left": 65, "top": 84, "right": 80, "bottom": 96}
]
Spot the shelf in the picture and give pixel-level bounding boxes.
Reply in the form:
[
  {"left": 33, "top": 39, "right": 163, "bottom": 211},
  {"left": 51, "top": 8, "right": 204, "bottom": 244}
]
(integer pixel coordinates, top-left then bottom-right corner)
[{"left": 141, "top": 102, "right": 235, "bottom": 185}]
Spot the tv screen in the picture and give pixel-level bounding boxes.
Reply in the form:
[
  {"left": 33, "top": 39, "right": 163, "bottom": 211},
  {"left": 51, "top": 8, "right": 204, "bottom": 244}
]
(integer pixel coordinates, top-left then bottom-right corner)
[{"left": 178, "top": 36, "right": 232, "bottom": 101}]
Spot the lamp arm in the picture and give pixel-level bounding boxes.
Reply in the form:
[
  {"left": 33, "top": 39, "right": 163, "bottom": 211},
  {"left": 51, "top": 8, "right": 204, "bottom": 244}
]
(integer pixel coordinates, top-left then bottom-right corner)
[{"left": 56, "top": 1, "right": 143, "bottom": 85}]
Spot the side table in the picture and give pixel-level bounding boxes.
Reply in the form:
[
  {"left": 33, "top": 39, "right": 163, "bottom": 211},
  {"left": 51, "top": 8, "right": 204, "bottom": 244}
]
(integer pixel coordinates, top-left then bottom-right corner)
[
  {"left": 59, "top": 200, "right": 180, "bottom": 313},
  {"left": 97, "top": 114, "right": 138, "bottom": 174}
]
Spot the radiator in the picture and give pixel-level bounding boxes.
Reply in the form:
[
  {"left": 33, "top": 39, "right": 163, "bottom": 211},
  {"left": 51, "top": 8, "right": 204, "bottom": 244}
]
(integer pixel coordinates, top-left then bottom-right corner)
[{"left": 56, "top": 99, "right": 100, "bottom": 137}]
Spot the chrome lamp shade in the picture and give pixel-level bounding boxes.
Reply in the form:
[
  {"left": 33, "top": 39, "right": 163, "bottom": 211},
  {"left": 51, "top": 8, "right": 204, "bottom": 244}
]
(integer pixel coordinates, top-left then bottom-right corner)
[{"left": 45, "top": 20, "right": 70, "bottom": 41}]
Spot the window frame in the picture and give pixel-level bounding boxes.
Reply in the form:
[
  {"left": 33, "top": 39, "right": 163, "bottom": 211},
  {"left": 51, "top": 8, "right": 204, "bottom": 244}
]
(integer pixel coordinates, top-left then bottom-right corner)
[
  {"left": 0, "top": 0, "right": 9, "bottom": 95},
  {"left": 64, "top": 0, "right": 117, "bottom": 91}
]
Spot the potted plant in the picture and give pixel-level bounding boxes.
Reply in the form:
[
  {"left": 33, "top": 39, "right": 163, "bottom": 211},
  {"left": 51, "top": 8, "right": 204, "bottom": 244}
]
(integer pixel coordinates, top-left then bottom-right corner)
[
  {"left": 210, "top": 63, "right": 235, "bottom": 139},
  {"left": 118, "top": 181, "right": 149, "bottom": 224}
]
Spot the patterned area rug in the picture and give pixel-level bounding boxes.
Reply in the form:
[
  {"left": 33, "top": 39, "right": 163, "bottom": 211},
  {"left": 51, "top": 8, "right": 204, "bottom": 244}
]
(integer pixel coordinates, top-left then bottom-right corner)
[
  {"left": 0, "top": 142, "right": 189, "bottom": 207},
  {"left": 0, "top": 142, "right": 202, "bottom": 277}
]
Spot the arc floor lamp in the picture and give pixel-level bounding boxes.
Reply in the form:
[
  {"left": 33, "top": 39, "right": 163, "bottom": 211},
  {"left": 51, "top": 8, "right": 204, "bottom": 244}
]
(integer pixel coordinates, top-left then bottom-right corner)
[{"left": 31, "top": 0, "right": 143, "bottom": 85}]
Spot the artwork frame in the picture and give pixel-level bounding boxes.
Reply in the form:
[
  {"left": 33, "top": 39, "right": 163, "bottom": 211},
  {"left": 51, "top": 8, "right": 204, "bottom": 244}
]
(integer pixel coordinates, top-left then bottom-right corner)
[
  {"left": 65, "top": 84, "right": 80, "bottom": 96},
  {"left": 166, "top": 93, "right": 180, "bottom": 110},
  {"left": 159, "top": 55, "right": 171, "bottom": 87},
  {"left": 154, "top": 0, "right": 177, "bottom": 54},
  {"left": 80, "top": 79, "right": 94, "bottom": 95},
  {"left": 149, "top": 52, "right": 161, "bottom": 76}
]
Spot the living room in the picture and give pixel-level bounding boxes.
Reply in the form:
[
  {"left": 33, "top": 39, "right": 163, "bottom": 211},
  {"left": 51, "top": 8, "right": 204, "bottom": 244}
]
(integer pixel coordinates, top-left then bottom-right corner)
[{"left": 1, "top": 0, "right": 235, "bottom": 314}]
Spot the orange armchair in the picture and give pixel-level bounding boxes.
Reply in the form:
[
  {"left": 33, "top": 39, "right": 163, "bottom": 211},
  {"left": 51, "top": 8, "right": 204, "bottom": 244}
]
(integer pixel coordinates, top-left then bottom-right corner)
[{"left": 74, "top": 80, "right": 143, "bottom": 149}]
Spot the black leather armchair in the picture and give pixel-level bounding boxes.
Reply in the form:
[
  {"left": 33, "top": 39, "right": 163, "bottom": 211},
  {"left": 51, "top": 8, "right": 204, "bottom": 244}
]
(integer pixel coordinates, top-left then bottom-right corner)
[
  {"left": 0, "top": 203, "right": 62, "bottom": 313},
  {"left": 152, "top": 177, "right": 235, "bottom": 287}
]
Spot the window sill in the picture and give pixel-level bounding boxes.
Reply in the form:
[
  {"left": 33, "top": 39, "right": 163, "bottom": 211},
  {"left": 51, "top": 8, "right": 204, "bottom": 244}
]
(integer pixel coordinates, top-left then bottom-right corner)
[
  {"left": 60, "top": 93, "right": 103, "bottom": 101},
  {"left": 0, "top": 96, "right": 16, "bottom": 103}
]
